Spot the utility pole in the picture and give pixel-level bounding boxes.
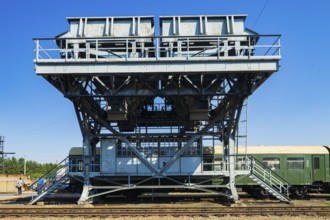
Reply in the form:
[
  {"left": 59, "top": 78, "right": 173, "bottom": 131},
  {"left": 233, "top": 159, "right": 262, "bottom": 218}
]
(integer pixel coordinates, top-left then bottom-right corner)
[
  {"left": 24, "top": 156, "right": 26, "bottom": 175},
  {"left": 0, "top": 136, "right": 4, "bottom": 174}
]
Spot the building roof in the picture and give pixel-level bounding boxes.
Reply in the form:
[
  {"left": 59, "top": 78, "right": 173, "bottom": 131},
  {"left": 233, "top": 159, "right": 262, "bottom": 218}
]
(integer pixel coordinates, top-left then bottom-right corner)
[
  {"left": 213, "top": 146, "right": 329, "bottom": 154},
  {"left": 69, "top": 147, "right": 100, "bottom": 156}
]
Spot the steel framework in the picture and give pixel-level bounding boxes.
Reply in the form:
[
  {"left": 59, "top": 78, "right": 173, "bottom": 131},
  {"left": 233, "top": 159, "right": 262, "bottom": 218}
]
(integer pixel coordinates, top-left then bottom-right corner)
[
  {"left": 33, "top": 15, "right": 281, "bottom": 204},
  {"left": 0, "top": 136, "right": 15, "bottom": 174}
]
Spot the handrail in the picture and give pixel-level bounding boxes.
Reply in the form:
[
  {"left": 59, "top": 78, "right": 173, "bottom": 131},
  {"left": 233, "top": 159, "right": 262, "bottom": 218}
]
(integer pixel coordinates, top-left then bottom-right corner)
[
  {"left": 32, "top": 34, "right": 281, "bottom": 41},
  {"left": 249, "top": 156, "right": 290, "bottom": 185},
  {"left": 247, "top": 156, "right": 290, "bottom": 198},
  {"left": 29, "top": 157, "right": 69, "bottom": 190},
  {"left": 263, "top": 35, "right": 281, "bottom": 56},
  {"left": 34, "top": 34, "right": 281, "bottom": 61}
]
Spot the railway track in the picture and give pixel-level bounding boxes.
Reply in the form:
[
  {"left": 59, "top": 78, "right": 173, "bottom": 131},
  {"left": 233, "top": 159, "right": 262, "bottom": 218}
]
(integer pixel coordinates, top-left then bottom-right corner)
[{"left": 0, "top": 206, "right": 329, "bottom": 217}]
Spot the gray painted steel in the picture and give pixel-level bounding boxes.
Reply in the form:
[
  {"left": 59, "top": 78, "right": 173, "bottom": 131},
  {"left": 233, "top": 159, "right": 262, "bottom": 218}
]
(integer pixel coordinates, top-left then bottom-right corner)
[
  {"left": 35, "top": 58, "right": 279, "bottom": 75},
  {"left": 160, "top": 15, "right": 252, "bottom": 38},
  {"left": 34, "top": 15, "right": 281, "bottom": 204},
  {"left": 58, "top": 16, "right": 154, "bottom": 38}
]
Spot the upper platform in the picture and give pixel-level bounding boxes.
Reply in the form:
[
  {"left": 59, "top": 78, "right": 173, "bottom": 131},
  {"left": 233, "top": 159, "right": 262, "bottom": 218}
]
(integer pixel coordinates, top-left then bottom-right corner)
[
  {"left": 33, "top": 15, "right": 281, "bottom": 134},
  {"left": 34, "top": 15, "right": 280, "bottom": 75}
]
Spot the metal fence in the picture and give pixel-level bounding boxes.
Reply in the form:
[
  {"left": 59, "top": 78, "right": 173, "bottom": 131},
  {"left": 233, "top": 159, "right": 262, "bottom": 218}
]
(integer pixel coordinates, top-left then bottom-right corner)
[{"left": 34, "top": 35, "right": 281, "bottom": 61}]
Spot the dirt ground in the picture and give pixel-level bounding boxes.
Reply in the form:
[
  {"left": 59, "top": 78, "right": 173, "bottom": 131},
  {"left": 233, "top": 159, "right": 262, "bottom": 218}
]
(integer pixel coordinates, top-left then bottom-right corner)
[
  {"left": 1, "top": 216, "right": 329, "bottom": 220},
  {"left": 3, "top": 217, "right": 330, "bottom": 220},
  {"left": 0, "top": 199, "right": 330, "bottom": 220},
  {"left": 1, "top": 196, "right": 329, "bottom": 220}
]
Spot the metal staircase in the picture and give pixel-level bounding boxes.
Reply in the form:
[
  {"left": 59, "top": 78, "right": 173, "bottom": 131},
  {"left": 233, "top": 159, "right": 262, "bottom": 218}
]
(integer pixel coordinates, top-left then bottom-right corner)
[
  {"left": 28, "top": 157, "right": 70, "bottom": 205},
  {"left": 234, "top": 102, "right": 291, "bottom": 203},
  {"left": 247, "top": 156, "right": 291, "bottom": 203}
]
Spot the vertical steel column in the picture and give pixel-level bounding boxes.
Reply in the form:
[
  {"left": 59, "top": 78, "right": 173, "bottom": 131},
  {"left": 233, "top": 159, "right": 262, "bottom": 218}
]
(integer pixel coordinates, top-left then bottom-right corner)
[
  {"left": 228, "top": 136, "right": 238, "bottom": 201},
  {"left": 221, "top": 96, "right": 244, "bottom": 201},
  {"left": 78, "top": 134, "right": 93, "bottom": 204}
]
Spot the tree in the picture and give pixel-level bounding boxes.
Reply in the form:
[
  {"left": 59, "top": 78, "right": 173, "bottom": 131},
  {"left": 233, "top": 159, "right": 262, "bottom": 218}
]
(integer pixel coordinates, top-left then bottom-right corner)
[{"left": 3, "top": 156, "right": 57, "bottom": 180}]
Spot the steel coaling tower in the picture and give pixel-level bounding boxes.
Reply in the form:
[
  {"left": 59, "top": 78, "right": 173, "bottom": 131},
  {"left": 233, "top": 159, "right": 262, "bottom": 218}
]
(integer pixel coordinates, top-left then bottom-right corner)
[{"left": 33, "top": 15, "right": 288, "bottom": 204}]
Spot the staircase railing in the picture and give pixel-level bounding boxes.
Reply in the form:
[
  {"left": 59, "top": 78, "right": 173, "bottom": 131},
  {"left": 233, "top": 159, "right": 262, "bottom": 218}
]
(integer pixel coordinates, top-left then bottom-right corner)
[
  {"left": 29, "top": 157, "right": 69, "bottom": 193},
  {"left": 246, "top": 156, "right": 290, "bottom": 199}
]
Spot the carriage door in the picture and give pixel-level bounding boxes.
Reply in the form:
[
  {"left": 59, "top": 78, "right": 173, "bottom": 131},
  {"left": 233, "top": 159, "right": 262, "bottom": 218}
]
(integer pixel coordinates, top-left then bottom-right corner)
[{"left": 312, "top": 155, "right": 324, "bottom": 182}]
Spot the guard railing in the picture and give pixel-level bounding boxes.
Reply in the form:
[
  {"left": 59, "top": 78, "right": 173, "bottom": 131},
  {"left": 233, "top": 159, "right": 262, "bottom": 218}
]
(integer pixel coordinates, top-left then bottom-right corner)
[
  {"left": 34, "top": 35, "right": 281, "bottom": 61},
  {"left": 246, "top": 156, "right": 290, "bottom": 198},
  {"left": 29, "top": 157, "right": 69, "bottom": 192}
]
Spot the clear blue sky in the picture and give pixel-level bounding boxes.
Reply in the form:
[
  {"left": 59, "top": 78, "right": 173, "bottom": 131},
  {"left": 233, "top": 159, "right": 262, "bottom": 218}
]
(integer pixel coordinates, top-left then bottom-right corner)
[{"left": 0, "top": 0, "right": 329, "bottom": 163}]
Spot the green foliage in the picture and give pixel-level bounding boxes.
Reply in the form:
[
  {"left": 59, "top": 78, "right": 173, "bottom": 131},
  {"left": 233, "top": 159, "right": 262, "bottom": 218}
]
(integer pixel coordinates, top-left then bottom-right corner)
[{"left": 0, "top": 156, "right": 57, "bottom": 180}]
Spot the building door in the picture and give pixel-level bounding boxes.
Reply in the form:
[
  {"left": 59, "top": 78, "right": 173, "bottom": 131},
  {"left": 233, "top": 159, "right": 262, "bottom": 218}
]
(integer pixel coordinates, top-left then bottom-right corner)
[{"left": 312, "top": 155, "right": 325, "bottom": 182}]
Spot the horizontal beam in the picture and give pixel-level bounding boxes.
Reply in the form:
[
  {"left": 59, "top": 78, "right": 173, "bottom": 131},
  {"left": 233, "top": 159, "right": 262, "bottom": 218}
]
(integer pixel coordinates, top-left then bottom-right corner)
[
  {"left": 91, "top": 185, "right": 229, "bottom": 189},
  {"left": 35, "top": 57, "right": 280, "bottom": 75},
  {"left": 65, "top": 91, "right": 235, "bottom": 97},
  {"left": 69, "top": 170, "right": 250, "bottom": 177}
]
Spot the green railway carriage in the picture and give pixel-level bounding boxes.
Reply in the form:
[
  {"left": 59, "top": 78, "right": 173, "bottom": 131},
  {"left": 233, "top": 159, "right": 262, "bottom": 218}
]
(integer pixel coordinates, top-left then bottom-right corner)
[
  {"left": 68, "top": 147, "right": 100, "bottom": 172},
  {"left": 69, "top": 145, "right": 330, "bottom": 198},
  {"left": 68, "top": 147, "right": 100, "bottom": 192},
  {"left": 206, "top": 145, "right": 330, "bottom": 198}
]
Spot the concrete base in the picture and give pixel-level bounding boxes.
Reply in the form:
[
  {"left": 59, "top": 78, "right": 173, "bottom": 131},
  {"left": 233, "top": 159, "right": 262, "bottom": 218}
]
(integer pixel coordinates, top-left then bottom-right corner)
[
  {"left": 0, "top": 174, "right": 31, "bottom": 193},
  {"left": 77, "top": 185, "right": 93, "bottom": 204}
]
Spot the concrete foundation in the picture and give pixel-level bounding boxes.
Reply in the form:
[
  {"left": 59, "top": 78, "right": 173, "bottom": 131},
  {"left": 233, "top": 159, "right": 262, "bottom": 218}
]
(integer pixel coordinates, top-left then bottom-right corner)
[{"left": 0, "top": 174, "right": 31, "bottom": 193}]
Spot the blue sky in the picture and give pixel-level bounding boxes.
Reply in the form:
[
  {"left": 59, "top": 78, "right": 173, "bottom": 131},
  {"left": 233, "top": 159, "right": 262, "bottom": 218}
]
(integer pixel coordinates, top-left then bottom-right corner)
[{"left": 0, "top": 0, "right": 329, "bottom": 163}]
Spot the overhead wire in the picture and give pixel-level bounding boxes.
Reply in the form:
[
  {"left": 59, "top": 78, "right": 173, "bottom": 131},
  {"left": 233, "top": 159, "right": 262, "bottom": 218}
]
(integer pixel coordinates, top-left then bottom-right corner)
[
  {"left": 252, "top": 0, "right": 270, "bottom": 28},
  {"left": 11, "top": 113, "right": 75, "bottom": 137}
]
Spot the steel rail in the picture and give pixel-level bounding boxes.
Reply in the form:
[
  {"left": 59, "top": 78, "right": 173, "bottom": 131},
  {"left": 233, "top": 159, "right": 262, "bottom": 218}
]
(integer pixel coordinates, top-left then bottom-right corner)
[{"left": 0, "top": 206, "right": 329, "bottom": 217}]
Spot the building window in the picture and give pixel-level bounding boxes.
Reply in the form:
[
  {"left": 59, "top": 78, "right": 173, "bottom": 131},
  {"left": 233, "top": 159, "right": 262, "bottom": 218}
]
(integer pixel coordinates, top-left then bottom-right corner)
[
  {"left": 181, "top": 141, "right": 201, "bottom": 157},
  {"left": 287, "top": 158, "right": 304, "bottom": 170},
  {"left": 117, "top": 142, "right": 134, "bottom": 157},
  {"left": 117, "top": 138, "right": 201, "bottom": 157},
  {"left": 139, "top": 141, "right": 158, "bottom": 157},
  {"left": 262, "top": 157, "right": 280, "bottom": 170},
  {"left": 78, "top": 161, "right": 83, "bottom": 171},
  {"left": 160, "top": 138, "right": 177, "bottom": 157},
  {"left": 313, "top": 157, "right": 320, "bottom": 170}
]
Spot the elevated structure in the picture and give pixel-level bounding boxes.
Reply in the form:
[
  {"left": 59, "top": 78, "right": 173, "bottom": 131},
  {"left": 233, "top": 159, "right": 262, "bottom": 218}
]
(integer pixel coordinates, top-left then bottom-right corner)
[
  {"left": 0, "top": 136, "right": 15, "bottom": 174},
  {"left": 33, "top": 15, "right": 281, "bottom": 204}
]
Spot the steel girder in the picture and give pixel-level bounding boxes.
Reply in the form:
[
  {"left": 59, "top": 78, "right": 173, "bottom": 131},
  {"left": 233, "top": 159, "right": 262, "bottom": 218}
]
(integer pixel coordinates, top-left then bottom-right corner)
[
  {"left": 42, "top": 71, "right": 270, "bottom": 146},
  {"left": 40, "top": 69, "right": 271, "bottom": 203},
  {"left": 36, "top": 33, "right": 278, "bottom": 203},
  {"left": 34, "top": 26, "right": 281, "bottom": 204}
]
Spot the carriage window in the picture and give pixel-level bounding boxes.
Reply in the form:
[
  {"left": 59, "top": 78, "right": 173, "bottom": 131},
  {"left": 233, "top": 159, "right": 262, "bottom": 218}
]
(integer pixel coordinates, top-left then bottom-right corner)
[
  {"left": 203, "top": 158, "right": 222, "bottom": 171},
  {"left": 287, "top": 158, "right": 304, "bottom": 170},
  {"left": 214, "top": 158, "right": 222, "bottom": 171},
  {"left": 313, "top": 157, "right": 320, "bottom": 170},
  {"left": 78, "top": 161, "right": 83, "bottom": 171},
  {"left": 262, "top": 158, "right": 280, "bottom": 170},
  {"left": 237, "top": 157, "right": 248, "bottom": 170}
]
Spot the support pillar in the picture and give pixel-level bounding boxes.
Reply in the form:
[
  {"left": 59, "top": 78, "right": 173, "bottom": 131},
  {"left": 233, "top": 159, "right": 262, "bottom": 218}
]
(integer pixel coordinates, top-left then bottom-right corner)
[
  {"left": 78, "top": 134, "right": 93, "bottom": 204},
  {"left": 228, "top": 136, "right": 239, "bottom": 201}
]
